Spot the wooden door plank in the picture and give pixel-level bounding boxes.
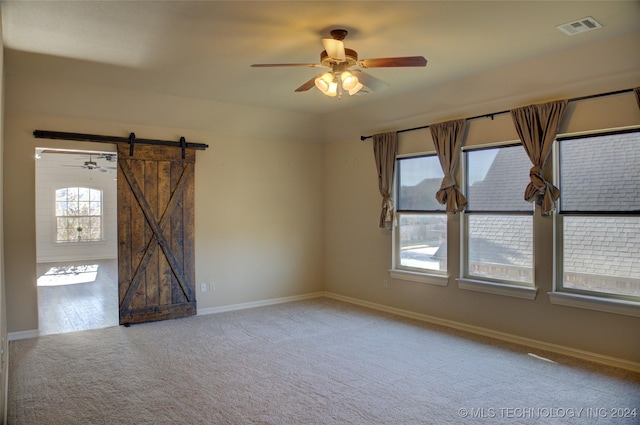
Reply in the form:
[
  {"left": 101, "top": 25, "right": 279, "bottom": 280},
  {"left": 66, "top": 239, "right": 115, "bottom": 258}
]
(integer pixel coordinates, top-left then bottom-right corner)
[
  {"left": 130, "top": 158, "right": 147, "bottom": 309},
  {"left": 182, "top": 162, "right": 196, "bottom": 298},
  {"left": 170, "top": 160, "right": 186, "bottom": 305},
  {"left": 157, "top": 160, "right": 173, "bottom": 306},
  {"left": 144, "top": 160, "right": 160, "bottom": 307},
  {"left": 117, "top": 149, "right": 132, "bottom": 308}
]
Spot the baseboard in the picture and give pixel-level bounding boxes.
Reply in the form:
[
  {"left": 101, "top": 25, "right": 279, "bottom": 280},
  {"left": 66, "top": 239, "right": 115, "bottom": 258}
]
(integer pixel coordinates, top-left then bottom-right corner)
[
  {"left": 7, "top": 329, "right": 39, "bottom": 341},
  {"left": 197, "top": 292, "right": 325, "bottom": 316},
  {"left": 37, "top": 255, "right": 117, "bottom": 264},
  {"left": 324, "top": 292, "right": 640, "bottom": 373}
]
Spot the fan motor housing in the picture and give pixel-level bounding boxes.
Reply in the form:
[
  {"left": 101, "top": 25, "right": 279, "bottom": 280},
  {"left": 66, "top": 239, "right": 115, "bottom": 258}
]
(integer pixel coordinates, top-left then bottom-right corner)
[{"left": 320, "top": 48, "right": 358, "bottom": 67}]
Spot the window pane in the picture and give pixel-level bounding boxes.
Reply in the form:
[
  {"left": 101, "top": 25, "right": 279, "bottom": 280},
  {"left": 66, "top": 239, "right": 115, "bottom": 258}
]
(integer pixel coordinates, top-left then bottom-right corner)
[
  {"left": 78, "top": 187, "right": 90, "bottom": 201},
  {"left": 89, "top": 224, "right": 101, "bottom": 240},
  {"left": 55, "top": 189, "right": 68, "bottom": 202},
  {"left": 466, "top": 146, "right": 532, "bottom": 212},
  {"left": 398, "top": 213, "right": 447, "bottom": 272},
  {"left": 467, "top": 215, "right": 533, "bottom": 284},
  {"left": 89, "top": 189, "right": 101, "bottom": 202},
  {"left": 78, "top": 202, "right": 90, "bottom": 215},
  {"left": 397, "top": 156, "right": 445, "bottom": 211},
  {"left": 562, "top": 216, "right": 640, "bottom": 298},
  {"left": 57, "top": 218, "right": 68, "bottom": 241},
  {"left": 67, "top": 187, "right": 79, "bottom": 202},
  {"left": 559, "top": 132, "right": 640, "bottom": 212},
  {"left": 89, "top": 202, "right": 101, "bottom": 216},
  {"left": 56, "top": 202, "right": 67, "bottom": 216},
  {"left": 78, "top": 216, "right": 91, "bottom": 229}
]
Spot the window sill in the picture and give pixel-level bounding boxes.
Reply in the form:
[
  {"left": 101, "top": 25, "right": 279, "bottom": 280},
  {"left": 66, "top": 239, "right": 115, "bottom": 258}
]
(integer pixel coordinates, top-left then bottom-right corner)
[
  {"left": 457, "top": 278, "right": 538, "bottom": 300},
  {"left": 548, "top": 292, "right": 640, "bottom": 317},
  {"left": 389, "top": 269, "right": 449, "bottom": 286}
]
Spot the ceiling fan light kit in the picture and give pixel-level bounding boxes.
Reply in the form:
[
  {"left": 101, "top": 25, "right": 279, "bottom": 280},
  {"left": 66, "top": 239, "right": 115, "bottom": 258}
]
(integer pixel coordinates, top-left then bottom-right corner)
[{"left": 251, "top": 29, "right": 427, "bottom": 99}]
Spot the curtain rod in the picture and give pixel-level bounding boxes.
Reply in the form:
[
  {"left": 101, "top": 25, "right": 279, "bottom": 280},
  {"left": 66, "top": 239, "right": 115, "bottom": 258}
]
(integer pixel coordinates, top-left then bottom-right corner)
[{"left": 360, "top": 87, "right": 634, "bottom": 141}]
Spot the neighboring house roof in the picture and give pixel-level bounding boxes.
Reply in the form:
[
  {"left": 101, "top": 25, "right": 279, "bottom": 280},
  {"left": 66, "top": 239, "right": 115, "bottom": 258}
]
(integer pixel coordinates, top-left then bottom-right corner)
[
  {"left": 560, "top": 132, "right": 640, "bottom": 211},
  {"left": 398, "top": 177, "right": 444, "bottom": 211},
  {"left": 467, "top": 146, "right": 532, "bottom": 212},
  {"left": 563, "top": 216, "right": 640, "bottom": 277},
  {"left": 430, "top": 216, "right": 532, "bottom": 267}
]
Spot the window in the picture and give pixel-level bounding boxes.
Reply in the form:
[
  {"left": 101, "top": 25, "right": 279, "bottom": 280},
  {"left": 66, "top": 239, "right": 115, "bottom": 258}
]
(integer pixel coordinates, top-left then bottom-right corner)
[
  {"left": 462, "top": 144, "right": 534, "bottom": 286},
  {"left": 55, "top": 187, "right": 103, "bottom": 242},
  {"left": 394, "top": 154, "right": 447, "bottom": 275},
  {"left": 556, "top": 129, "right": 640, "bottom": 303}
]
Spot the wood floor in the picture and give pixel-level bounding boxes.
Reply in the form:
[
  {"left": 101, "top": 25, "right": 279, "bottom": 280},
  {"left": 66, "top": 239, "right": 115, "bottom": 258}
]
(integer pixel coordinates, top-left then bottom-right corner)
[{"left": 37, "top": 259, "right": 119, "bottom": 335}]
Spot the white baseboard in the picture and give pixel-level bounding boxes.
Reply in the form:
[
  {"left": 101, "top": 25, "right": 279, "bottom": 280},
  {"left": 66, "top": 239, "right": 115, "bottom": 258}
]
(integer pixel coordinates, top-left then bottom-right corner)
[
  {"left": 324, "top": 292, "right": 640, "bottom": 373},
  {"left": 8, "top": 329, "right": 39, "bottom": 341},
  {"left": 197, "top": 292, "right": 325, "bottom": 316}
]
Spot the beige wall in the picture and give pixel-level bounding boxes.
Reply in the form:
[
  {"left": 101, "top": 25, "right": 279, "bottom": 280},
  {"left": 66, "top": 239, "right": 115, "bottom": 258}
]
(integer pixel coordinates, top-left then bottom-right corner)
[
  {"left": 3, "top": 73, "right": 325, "bottom": 333},
  {"left": 323, "top": 32, "right": 640, "bottom": 363},
  {"left": 0, "top": 11, "right": 8, "bottom": 422}
]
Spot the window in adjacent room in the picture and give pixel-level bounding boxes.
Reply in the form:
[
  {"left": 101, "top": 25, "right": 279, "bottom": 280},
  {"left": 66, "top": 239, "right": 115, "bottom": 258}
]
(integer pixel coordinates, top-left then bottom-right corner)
[
  {"left": 394, "top": 154, "right": 447, "bottom": 275},
  {"left": 55, "top": 187, "right": 103, "bottom": 242},
  {"left": 555, "top": 128, "right": 640, "bottom": 302},
  {"left": 462, "top": 143, "right": 534, "bottom": 286}
]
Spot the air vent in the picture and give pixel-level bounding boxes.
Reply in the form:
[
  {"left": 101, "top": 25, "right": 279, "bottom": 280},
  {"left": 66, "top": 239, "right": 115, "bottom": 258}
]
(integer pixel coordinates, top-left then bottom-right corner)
[{"left": 556, "top": 17, "right": 602, "bottom": 36}]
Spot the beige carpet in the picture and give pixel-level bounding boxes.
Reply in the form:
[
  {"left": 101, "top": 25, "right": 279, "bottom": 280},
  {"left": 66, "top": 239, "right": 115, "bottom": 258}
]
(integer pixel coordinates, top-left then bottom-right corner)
[{"left": 8, "top": 298, "right": 640, "bottom": 424}]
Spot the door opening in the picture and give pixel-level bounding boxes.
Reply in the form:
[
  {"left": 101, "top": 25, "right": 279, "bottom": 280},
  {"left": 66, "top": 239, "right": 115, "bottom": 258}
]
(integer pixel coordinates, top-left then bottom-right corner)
[{"left": 35, "top": 148, "right": 118, "bottom": 335}]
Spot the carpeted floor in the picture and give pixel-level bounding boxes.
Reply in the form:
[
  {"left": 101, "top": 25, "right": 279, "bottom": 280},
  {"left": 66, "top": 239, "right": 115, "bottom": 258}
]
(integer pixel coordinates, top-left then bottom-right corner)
[{"left": 8, "top": 298, "right": 640, "bottom": 424}]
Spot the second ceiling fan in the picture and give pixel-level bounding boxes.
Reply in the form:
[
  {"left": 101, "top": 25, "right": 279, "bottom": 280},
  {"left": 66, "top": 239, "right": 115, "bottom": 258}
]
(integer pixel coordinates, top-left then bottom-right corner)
[{"left": 251, "top": 29, "right": 427, "bottom": 98}]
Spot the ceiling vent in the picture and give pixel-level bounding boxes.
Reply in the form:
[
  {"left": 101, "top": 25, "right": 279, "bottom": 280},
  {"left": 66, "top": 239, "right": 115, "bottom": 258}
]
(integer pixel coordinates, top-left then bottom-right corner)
[{"left": 556, "top": 17, "right": 602, "bottom": 36}]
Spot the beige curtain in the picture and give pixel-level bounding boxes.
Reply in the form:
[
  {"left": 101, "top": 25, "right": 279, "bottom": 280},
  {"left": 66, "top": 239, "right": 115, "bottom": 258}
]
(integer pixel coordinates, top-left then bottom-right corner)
[
  {"left": 430, "top": 119, "right": 467, "bottom": 213},
  {"left": 511, "top": 100, "right": 568, "bottom": 215},
  {"left": 634, "top": 87, "right": 640, "bottom": 110},
  {"left": 373, "top": 132, "right": 398, "bottom": 229}
]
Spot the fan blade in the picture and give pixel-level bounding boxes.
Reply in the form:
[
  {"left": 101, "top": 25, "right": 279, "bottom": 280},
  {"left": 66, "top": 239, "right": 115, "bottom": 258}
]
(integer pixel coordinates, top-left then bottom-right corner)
[
  {"left": 322, "top": 38, "right": 346, "bottom": 61},
  {"left": 294, "top": 74, "right": 321, "bottom": 92},
  {"left": 251, "top": 63, "right": 324, "bottom": 68},
  {"left": 359, "top": 56, "right": 427, "bottom": 68},
  {"left": 352, "top": 70, "right": 389, "bottom": 92}
]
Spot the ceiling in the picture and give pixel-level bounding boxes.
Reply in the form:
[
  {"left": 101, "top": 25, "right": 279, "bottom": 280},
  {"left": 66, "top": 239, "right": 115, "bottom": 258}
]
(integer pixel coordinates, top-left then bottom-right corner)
[
  {"left": 2, "top": 1, "right": 639, "bottom": 115},
  {"left": 36, "top": 149, "right": 118, "bottom": 179}
]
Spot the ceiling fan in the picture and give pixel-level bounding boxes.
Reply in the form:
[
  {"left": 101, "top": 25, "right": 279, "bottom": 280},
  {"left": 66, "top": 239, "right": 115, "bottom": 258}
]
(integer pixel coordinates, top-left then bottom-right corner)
[
  {"left": 97, "top": 153, "right": 117, "bottom": 162},
  {"left": 251, "top": 29, "right": 427, "bottom": 98},
  {"left": 63, "top": 154, "right": 116, "bottom": 172}
]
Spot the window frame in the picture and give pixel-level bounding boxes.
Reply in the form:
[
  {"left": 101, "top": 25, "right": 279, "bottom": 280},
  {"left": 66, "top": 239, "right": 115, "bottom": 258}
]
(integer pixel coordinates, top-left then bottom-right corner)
[
  {"left": 551, "top": 127, "right": 640, "bottom": 316},
  {"left": 54, "top": 186, "right": 104, "bottom": 243},
  {"left": 391, "top": 152, "right": 449, "bottom": 286},
  {"left": 458, "top": 141, "right": 537, "bottom": 300}
]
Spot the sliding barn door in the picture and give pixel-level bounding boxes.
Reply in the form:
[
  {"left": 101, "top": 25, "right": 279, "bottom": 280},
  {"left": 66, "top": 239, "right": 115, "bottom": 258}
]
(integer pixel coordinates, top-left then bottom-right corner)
[{"left": 117, "top": 144, "right": 196, "bottom": 325}]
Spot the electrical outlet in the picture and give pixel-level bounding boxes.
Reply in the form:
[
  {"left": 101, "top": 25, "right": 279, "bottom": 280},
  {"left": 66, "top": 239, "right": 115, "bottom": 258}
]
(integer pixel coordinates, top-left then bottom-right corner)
[
  {"left": 210, "top": 282, "right": 216, "bottom": 291},
  {"left": 384, "top": 279, "right": 389, "bottom": 288},
  {"left": 200, "top": 283, "right": 207, "bottom": 292}
]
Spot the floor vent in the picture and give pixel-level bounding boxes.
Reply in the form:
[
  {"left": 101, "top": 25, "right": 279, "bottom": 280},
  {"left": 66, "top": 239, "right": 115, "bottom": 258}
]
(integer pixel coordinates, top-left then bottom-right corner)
[{"left": 556, "top": 17, "right": 602, "bottom": 36}]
